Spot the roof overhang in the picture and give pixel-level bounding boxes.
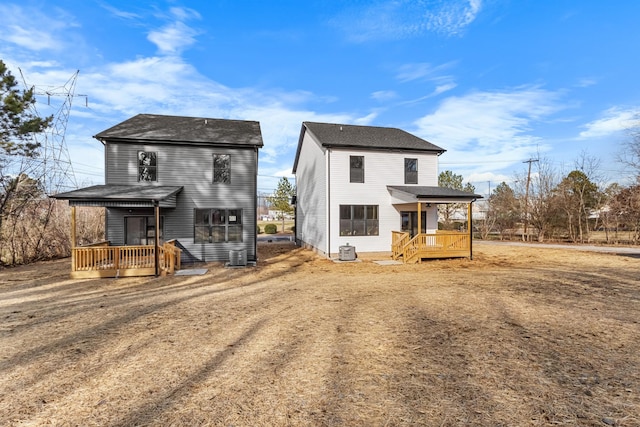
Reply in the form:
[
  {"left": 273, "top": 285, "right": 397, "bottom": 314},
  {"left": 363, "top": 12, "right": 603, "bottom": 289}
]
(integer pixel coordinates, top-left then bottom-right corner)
[
  {"left": 388, "top": 185, "right": 483, "bottom": 204},
  {"left": 51, "top": 185, "right": 183, "bottom": 208}
]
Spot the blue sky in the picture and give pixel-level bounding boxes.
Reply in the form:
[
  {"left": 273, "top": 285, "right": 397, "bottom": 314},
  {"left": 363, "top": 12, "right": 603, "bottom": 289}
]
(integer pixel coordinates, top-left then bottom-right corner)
[{"left": 1, "top": 0, "right": 639, "bottom": 195}]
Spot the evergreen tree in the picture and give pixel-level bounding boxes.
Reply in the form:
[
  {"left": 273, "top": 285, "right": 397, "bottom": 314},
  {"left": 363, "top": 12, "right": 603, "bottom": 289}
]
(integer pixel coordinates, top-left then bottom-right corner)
[{"left": 268, "top": 177, "right": 295, "bottom": 232}]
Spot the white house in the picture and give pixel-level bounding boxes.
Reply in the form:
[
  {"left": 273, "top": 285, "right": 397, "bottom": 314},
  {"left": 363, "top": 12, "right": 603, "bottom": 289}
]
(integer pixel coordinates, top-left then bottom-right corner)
[{"left": 292, "top": 121, "right": 481, "bottom": 262}]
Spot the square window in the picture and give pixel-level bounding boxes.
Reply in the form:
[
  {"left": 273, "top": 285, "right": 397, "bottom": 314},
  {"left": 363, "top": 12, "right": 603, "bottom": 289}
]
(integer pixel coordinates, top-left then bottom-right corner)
[
  {"left": 339, "top": 205, "right": 379, "bottom": 236},
  {"left": 193, "top": 208, "right": 243, "bottom": 243}
]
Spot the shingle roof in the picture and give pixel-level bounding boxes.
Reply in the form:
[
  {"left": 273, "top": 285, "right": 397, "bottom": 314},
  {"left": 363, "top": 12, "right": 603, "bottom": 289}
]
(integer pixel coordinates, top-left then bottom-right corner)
[
  {"left": 94, "top": 114, "right": 263, "bottom": 147},
  {"left": 388, "top": 185, "right": 483, "bottom": 200},
  {"left": 293, "top": 122, "right": 445, "bottom": 172},
  {"left": 303, "top": 122, "right": 445, "bottom": 152},
  {"left": 51, "top": 185, "right": 182, "bottom": 202}
]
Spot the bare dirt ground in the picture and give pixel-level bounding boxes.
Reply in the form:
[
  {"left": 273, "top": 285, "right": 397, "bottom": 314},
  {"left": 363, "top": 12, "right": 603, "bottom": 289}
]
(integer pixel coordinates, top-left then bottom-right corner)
[{"left": 1, "top": 242, "right": 639, "bottom": 427}]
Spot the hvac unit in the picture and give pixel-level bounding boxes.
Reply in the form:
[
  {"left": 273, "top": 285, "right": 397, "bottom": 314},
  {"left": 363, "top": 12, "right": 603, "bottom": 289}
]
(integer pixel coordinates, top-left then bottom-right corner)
[
  {"left": 338, "top": 244, "right": 356, "bottom": 261},
  {"left": 228, "top": 249, "right": 247, "bottom": 267}
]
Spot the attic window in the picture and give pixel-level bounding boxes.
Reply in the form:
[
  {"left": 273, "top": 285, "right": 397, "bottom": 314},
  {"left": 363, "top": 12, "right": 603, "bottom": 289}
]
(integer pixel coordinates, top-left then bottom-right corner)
[{"left": 138, "top": 151, "right": 157, "bottom": 182}]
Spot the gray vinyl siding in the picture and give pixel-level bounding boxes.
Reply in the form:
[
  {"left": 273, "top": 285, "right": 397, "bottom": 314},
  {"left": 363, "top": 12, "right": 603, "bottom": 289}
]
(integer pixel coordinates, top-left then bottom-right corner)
[{"left": 105, "top": 141, "right": 258, "bottom": 262}]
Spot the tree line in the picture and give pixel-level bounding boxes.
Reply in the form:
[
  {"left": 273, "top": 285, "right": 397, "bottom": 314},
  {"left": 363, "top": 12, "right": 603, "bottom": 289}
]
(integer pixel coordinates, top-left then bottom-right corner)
[{"left": 443, "top": 146, "right": 640, "bottom": 244}]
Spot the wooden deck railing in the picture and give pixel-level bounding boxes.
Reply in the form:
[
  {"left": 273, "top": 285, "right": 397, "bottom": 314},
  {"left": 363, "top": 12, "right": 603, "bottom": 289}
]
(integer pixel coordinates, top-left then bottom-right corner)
[
  {"left": 391, "top": 231, "right": 470, "bottom": 263},
  {"left": 71, "top": 241, "right": 182, "bottom": 279}
]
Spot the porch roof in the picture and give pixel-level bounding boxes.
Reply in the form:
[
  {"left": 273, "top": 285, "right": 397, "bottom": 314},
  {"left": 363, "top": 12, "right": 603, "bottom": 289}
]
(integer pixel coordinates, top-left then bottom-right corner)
[
  {"left": 387, "top": 185, "right": 482, "bottom": 204},
  {"left": 51, "top": 185, "right": 183, "bottom": 208}
]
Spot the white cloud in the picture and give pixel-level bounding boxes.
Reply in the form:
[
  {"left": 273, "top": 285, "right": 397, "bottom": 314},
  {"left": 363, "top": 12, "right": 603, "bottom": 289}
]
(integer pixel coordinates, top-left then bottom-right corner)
[
  {"left": 579, "top": 107, "right": 640, "bottom": 139},
  {"left": 148, "top": 21, "right": 199, "bottom": 55},
  {"left": 0, "top": 4, "right": 76, "bottom": 52},
  {"left": 333, "top": 0, "right": 482, "bottom": 42},
  {"left": 396, "top": 61, "right": 457, "bottom": 83},
  {"left": 414, "top": 86, "right": 564, "bottom": 174},
  {"left": 371, "top": 90, "right": 397, "bottom": 101}
]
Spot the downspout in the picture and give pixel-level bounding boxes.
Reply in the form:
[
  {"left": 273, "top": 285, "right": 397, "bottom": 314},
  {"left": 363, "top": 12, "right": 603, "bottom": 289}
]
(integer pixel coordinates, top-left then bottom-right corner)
[
  {"left": 327, "top": 150, "right": 331, "bottom": 257},
  {"left": 254, "top": 146, "right": 258, "bottom": 261},
  {"left": 468, "top": 201, "right": 474, "bottom": 260},
  {"left": 154, "top": 200, "right": 160, "bottom": 277},
  {"left": 71, "top": 205, "right": 76, "bottom": 272}
]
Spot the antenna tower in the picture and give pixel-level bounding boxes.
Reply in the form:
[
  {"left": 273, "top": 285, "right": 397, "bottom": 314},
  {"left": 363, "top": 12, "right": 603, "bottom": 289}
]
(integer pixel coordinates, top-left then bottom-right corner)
[{"left": 19, "top": 69, "right": 87, "bottom": 194}]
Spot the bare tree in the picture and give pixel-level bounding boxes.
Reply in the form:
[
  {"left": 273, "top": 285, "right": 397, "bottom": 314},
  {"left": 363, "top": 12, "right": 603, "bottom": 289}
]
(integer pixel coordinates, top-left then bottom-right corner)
[
  {"left": 618, "top": 118, "right": 640, "bottom": 178},
  {"left": 518, "top": 158, "right": 560, "bottom": 242}
]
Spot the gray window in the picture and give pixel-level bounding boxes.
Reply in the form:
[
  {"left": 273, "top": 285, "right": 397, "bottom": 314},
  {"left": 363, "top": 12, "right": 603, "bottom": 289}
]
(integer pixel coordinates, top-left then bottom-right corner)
[
  {"left": 350, "top": 155, "right": 364, "bottom": 183},
  {"left": 138, "top": 151, "right": 157, "bottom": 182},
  {"left": 405, "top": 158, "right": 418, "bottom": 184},
  {"left": 213, "top": 154, "right": 231, "bottom": 183},
  {"left": 339, "top": 205, "right": 379, "bottom": 236},
  {"left": 194, "top": 208, "right": 242, "bottom": 243}
]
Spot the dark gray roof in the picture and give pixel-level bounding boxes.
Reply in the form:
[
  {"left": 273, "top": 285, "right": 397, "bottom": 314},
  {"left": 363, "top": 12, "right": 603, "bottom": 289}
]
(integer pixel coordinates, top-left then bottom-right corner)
[
  {"left": 94, "top": 114, "right": 263, "bottom": 147},
  {"left": 52, "top": 185, "right": 183, "bottom": 207},
  {"left": 303, "top": 122, "right": 445, "bottom": 152},
  {"left": 388, "top": 185, "right": 483, "bottom": 200},
  {"left": 293, "top": 122, "right": 445, "bottom": 172}
]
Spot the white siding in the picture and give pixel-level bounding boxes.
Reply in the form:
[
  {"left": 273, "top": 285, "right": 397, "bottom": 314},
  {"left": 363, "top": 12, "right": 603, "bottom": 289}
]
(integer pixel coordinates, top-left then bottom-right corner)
[
  {"left": 327, "top": 149, "right": 439, "bottom": 254},
  {"left": 294, "top": 132, "right": 328, "bottom": 254}
]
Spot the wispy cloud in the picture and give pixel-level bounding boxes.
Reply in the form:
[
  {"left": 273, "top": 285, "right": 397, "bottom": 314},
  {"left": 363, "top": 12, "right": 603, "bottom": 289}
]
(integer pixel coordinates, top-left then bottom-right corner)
[
  {"left": 396, "top": 61, "right": 457, "bottom": 83},
  {"left": 0, "top": 4, "right": 76, "bottom": 52},
  {"left": 413, "top": 86, "right": 564, "bottom": 174},
  {"left": 579, "top": 107, "right": 640, "bottom": 138},
  {"left": 394, "top": 62, "right": 458, "bottom": 103},
  {"left": 100, "top": 3, "right": 140, "bottom": 20},
  {"left": 332, "top": 0, "right": 483, "bottom": 42},
  {"left": 371, "top": 90, "right": 397, "bottom": 101},
  {"left": 147, "top": 7, "right": 201, "bottom": 55}
]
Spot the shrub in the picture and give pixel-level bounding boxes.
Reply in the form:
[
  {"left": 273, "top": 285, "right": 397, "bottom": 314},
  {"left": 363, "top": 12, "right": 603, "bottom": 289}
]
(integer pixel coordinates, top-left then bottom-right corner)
[
  {"left": 256, "top": 225, "right": 261, "bottom": 234},
  {"left": 264, "top": 224, "right": 278, "bottom": 234}
]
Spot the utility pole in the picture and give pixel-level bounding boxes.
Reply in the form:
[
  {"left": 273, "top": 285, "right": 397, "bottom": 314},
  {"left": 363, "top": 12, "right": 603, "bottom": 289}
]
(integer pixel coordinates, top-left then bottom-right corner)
[{"left": 522, "top": 158, "right": 539, "bottom": 242}]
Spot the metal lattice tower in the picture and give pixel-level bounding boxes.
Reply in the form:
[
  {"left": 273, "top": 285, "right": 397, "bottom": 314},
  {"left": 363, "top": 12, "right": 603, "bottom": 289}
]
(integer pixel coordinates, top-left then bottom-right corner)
[{"left": 19, "top": 69, "right": 86, "bottom": 194}]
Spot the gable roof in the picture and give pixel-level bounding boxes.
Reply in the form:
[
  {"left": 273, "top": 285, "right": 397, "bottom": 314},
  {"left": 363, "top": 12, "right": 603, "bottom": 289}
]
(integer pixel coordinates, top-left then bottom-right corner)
[
  {"left": 94, "top": 114, "right": 263, "bottom": 147},
  {"left": 293, "top": 122, "right": 445, "bottom": 172}
]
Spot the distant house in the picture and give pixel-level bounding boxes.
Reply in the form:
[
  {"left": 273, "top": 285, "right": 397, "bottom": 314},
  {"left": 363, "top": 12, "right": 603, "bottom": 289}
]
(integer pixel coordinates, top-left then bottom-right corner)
[
  {"left": 292, "top": 122, "right": 481, "bottom": 262},
  {"left": 53, "top": 114, "right": 263, "bottom": 277}
]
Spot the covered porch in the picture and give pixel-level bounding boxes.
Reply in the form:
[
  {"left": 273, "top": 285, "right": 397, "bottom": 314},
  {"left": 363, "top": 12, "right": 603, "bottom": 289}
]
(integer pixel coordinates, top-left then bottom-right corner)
[
  {"left": 387, "top": 186, "right": 481, "bottom": 264},
  {"left": 52, "top": 185, "right": 183, "bottom": 278}
]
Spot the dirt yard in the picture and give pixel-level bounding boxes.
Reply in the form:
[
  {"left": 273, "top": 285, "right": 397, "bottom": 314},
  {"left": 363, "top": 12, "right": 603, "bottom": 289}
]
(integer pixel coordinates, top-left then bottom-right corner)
[{"left": 1, "top": 242, "right": 639, "bottom": 426}]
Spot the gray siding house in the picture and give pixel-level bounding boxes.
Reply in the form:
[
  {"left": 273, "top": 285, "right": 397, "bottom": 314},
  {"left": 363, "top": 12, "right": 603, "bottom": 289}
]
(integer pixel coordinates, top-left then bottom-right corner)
[{"left": 55, "top": 114, "right": 263, "bottom": 265}]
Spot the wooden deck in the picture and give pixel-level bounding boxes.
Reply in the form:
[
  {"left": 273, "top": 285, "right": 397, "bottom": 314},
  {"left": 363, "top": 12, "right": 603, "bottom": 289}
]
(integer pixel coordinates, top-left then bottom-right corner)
[
  {"left": 70, "top": 240, "right": 182, "bottom": 279},
  {"left": 391, "top": 231, "right": 471, "bottom": 263}
]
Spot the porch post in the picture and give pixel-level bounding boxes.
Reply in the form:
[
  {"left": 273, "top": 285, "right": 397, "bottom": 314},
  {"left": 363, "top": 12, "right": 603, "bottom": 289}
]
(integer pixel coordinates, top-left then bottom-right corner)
[
  {"left": 468, "top": 202, "right": 473, "bottom": 260},
  {"left": 417, "top": 201, "right": 421, "bottom": 235},
  {"left": 71, "top": 206, "right": 76, "bottom": 270},
  {"left": 154, "top": 202, "right": 160, "bottom": 277}
]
